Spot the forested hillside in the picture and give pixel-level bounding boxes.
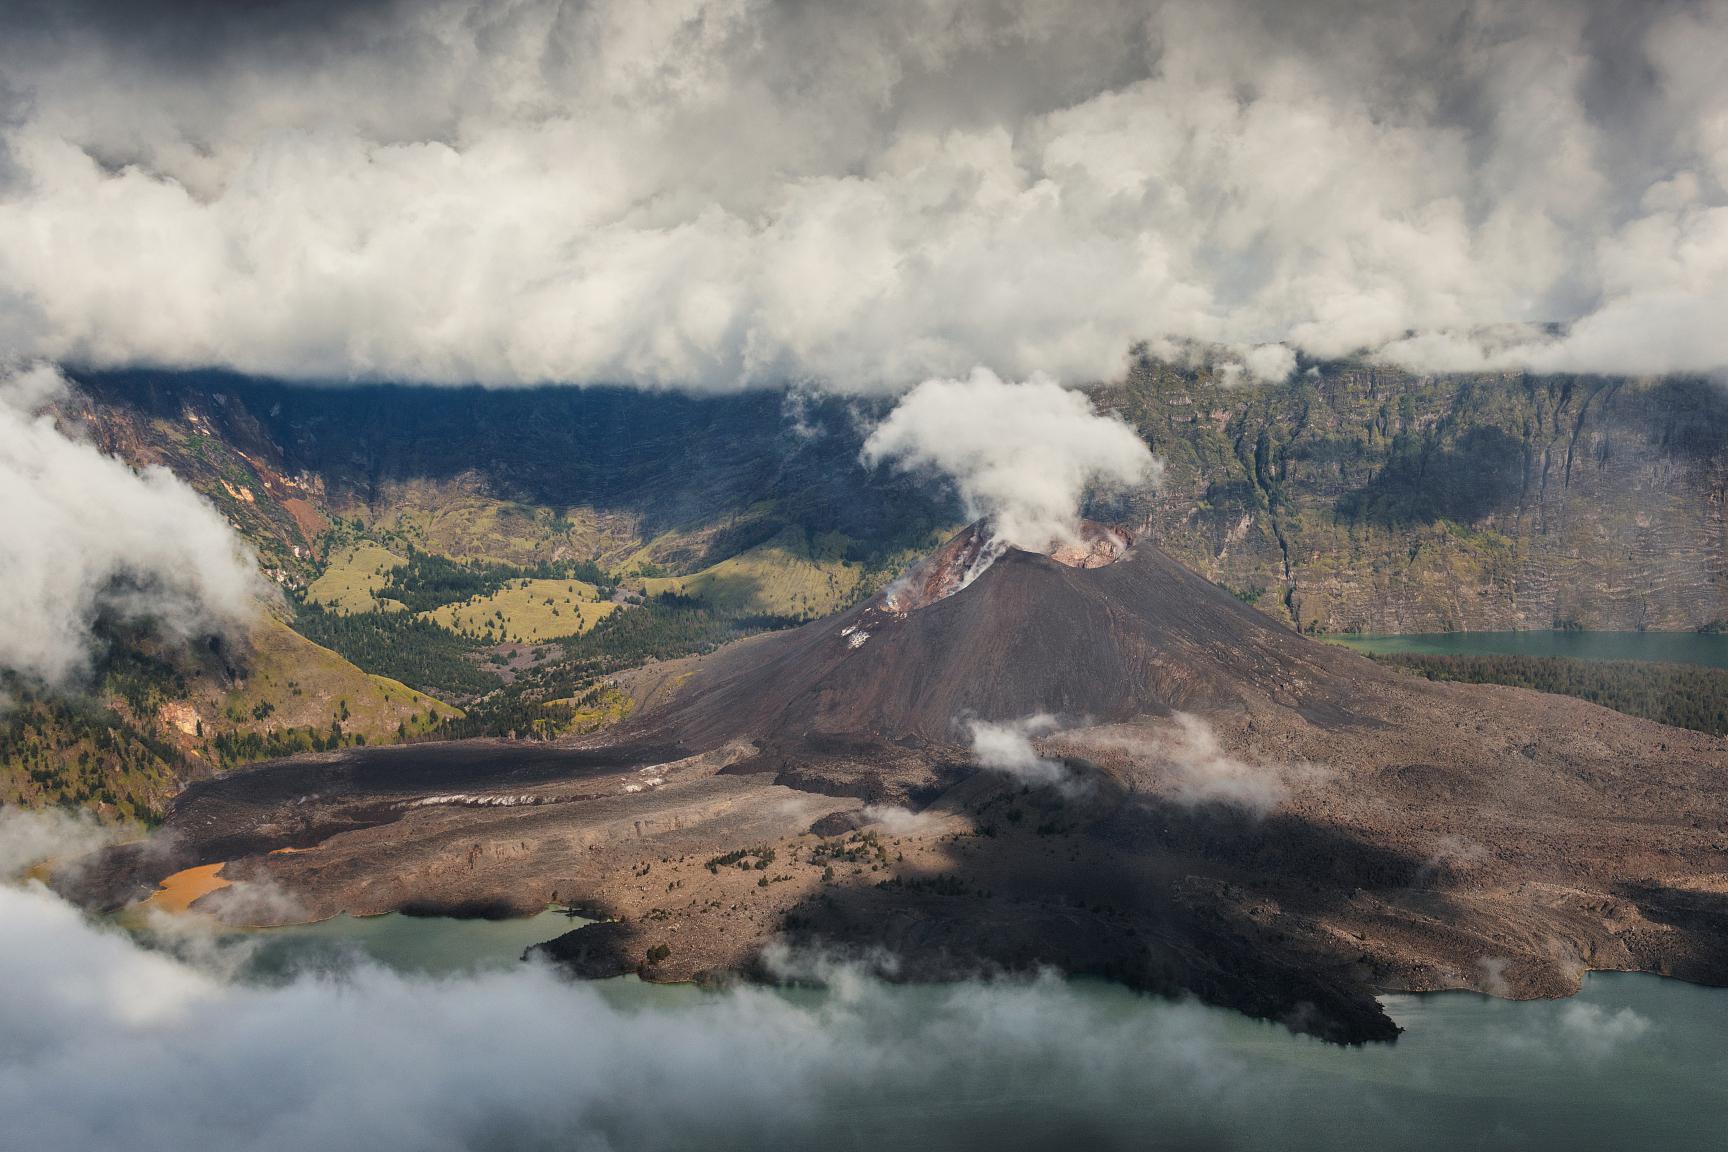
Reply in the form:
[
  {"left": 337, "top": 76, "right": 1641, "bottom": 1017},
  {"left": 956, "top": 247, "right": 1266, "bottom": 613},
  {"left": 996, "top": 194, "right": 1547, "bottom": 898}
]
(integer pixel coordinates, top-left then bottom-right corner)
[
  {"left": 0, "top": 616, "right": 451, "bottom": 820},
  {"left": 1371, "top": 653, "right": 1728, "bottom": 737}
]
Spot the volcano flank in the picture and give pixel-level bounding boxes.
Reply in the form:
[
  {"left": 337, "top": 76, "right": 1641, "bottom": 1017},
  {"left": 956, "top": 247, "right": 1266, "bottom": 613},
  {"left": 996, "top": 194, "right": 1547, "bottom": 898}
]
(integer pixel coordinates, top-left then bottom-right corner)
[
  {"left": 630, "top": 522, "right": 1367, "bottom": 767},
  {"left": 72, "top": 527, "right": 1728, "bottom": 1043}
]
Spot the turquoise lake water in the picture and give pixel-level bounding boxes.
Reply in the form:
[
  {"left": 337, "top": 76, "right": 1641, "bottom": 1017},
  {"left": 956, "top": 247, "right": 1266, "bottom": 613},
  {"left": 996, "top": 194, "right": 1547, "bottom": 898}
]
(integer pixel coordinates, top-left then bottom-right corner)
[
  {"left": 239, "top": 906, "right": 582, "bottom": 979},
  {"left": 1328, "top": 629, "right": 1728, "bottom": 668},
  {"left": 221, "top": 912, "right": 1728, "bottom": 1150}
]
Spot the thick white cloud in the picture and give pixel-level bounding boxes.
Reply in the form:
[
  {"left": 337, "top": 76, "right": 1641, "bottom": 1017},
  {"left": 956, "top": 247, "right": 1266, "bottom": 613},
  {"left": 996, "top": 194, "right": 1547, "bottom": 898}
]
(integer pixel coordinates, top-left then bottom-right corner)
[
  {"left": 863, "top": 369, "right": 1157, "bottom": 549},
  {"left": 0, "top": 815, "right": 1678, "bottom": 1151},
  {"left": 0, "top": 0, "right": 1723, "bottom": 390},
  {"left": 0, "top": 877, "right": 1256, "bottom": 1152},
  {"left": 966, "top": 713, "right": 1074, "bottom": 791},
  {"left": 0, "top": 808, "right": 118, "bottom": 880},
  {"left": 0, "top": 364, "right": 259, "bottom": 687}
]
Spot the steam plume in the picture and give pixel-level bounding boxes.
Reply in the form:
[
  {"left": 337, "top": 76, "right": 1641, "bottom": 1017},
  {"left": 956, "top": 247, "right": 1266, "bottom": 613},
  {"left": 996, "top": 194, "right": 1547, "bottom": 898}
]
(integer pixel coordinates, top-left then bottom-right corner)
[
  {"left": 1054, "top": 714, "right": 1295, "bottom": 815},
  {"left": 967, "top": 713, "right": 1081, "bottom": 793},
  {"left": 863, "top": 369, "right": 1157, "bottom": 550}
]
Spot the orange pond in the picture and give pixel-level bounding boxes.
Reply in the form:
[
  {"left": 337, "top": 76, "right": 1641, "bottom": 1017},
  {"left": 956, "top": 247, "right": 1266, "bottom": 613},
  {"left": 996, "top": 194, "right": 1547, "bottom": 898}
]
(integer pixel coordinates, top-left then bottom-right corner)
[
  {"left": 139, "top": 847, "right": 311, "bottom": 917},
  {"left": 140, "top": 862, "right": 232, "bottom": 914}
]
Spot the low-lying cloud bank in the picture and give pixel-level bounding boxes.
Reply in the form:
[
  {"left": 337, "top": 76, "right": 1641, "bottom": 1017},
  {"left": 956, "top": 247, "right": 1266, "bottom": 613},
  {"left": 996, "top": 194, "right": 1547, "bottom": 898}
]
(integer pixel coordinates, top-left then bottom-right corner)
[
  {"left": 1, "top": 0, "right": 1725, "bottom": 389},
  {"left": 0, "top": 363, "right": 259, "bottom": 689},
  {"left": 0, "top": 878, "right": 1251, "bottom": 1152},
  {"left": 0, "top": 812, "right": 1673, "bottom": 1152}
]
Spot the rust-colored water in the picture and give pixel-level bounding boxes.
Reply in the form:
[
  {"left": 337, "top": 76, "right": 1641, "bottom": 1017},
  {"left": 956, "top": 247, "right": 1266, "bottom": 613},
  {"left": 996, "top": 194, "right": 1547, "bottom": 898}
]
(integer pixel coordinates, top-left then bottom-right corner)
[{"left": 141, "top": 862, "right": 231, "bottom": 914}]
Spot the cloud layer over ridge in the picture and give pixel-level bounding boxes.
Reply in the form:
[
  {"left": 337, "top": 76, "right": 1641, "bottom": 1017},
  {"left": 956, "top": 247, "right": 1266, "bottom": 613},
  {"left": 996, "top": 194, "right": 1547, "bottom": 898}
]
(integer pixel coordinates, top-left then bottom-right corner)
[{"left": 0, "top": 0, "right": 1725, "bottom": 390}]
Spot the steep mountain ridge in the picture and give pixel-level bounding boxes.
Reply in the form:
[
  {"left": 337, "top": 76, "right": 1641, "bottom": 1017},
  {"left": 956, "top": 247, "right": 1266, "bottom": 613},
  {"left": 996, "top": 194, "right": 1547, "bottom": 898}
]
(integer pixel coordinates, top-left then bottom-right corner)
[
  {"left": 1119, "top": 362, "right": 1728, "bottom": 632},
  {"left": 68, "top": 362, "right": 1728, "bottom": 638}
]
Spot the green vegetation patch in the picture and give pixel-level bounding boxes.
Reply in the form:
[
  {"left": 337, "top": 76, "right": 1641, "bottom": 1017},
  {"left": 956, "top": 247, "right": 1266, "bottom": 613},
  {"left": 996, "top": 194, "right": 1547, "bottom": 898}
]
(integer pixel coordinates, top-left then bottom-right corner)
[
  {"left": 638, "top": 527, "right": 863, "bottom": 620},
  {"left": 706, "top": 847, "right": 777, "bottom": 873},
  {"left": 0, "top": 684, "right": 182, "bottom": 822},
  {"left": 422, "top": 578, "right": 618, "bottom": 644},
  {"left": 305, "top": 542, "right": 407, "bottom": 614},
  {"left": 503, "top": 594, "right": 802, "bottom": 702},
  {"left": 1374, "top": 653, "right": 1728, "bottom": 737},
  {"left": 292, "top": 600, "right": 501, "bottom": 699},
  {"left": 379, "top": 549, "right": 610, "bottom": 614},
  {"left": 434, "top": 683, "right": 634, "bottom": 742}
]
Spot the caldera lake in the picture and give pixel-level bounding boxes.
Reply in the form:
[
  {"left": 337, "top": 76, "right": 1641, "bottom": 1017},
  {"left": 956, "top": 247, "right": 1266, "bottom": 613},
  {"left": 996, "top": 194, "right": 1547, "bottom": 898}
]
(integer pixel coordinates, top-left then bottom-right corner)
[
  {"left": 237, "top": 906, "right": 583, "bottom": 979},
  {"left": 1326, "top": 628, "right": 1728, "bottom": 668},
  {"left": 135, "top": 908, "right": 1728, "bottom": 1151}
]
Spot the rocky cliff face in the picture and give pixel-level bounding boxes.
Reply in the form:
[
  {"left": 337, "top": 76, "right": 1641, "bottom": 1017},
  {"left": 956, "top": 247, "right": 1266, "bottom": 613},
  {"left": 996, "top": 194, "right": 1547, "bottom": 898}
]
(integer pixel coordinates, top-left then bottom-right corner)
[
  {"left": 66, "top": 362, "right": 1728, "bottom": 636},
  {"left": 66, "top": 370, "right": 951, "bottom": 577},
  {"left": 1111, "top": 361, "right": 1728, "bottom": 633}
]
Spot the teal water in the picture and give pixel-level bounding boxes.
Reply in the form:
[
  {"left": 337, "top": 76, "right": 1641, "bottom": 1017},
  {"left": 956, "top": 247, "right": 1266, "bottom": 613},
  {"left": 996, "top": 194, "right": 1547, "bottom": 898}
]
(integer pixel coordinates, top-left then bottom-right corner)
[
  {"left": 218, "top": 914, "right": 1728, "bottom": 1149},
  {"left": 582, "top": 972, "right": 1727, "bottom": 1150},
  {"left": 238, "top": 906, "right": 582, "bottom": 979},
  {"left": 1328, "top": 629, "right": 1728, "bottom": 668}
]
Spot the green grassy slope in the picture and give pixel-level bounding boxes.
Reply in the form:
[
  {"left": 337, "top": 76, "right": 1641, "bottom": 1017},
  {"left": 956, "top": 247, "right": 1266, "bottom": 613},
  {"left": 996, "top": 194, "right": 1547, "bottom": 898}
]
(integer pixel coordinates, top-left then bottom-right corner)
[
  {"left": 423, "top": 578, "right": 619, "bottom": 644},
  {"left": 0, "top": 615, "right": 457, "bottom": 822},
  {"left": 638, "top": 527, "right": 864, "bottom": 620},
  {"left": 305, "top": 542, "right": 407, "bottom": 613}
]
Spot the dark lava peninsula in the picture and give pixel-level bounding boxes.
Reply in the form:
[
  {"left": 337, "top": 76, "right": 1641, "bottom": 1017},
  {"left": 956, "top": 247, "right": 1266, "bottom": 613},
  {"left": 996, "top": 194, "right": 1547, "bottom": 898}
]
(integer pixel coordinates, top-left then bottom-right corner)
[{"left": 72, "top": 526, "right": 1728, "bottom": 1044}]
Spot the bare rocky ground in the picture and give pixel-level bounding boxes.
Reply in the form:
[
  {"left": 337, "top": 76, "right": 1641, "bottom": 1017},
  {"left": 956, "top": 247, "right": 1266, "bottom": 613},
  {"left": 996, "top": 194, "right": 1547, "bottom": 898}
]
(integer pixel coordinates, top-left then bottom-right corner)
[{"left": 69, "top": 533, "right": 1728, "bottom": 1043}]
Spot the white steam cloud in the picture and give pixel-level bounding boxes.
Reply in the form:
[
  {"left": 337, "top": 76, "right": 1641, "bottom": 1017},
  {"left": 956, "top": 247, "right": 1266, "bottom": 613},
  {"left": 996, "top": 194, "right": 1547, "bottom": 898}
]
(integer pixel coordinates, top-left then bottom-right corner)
[
  {"left": 0, "top": 0, "right": 1725, "bottom": 388},
  {"left": 967, "top": 713, "right": 1081, "bottom": 793},
  {"left": 863, "top": 370, "right": 1157, "bottom": 549},
  {"left": 0, "top": 364, "right": 260, "bottom": 687},
  {"left": 0, "top": 807, "right": 119, "bottom": 881},
  {"left": 1054, "top": 714, "right": 1297, "bottom": 815},
  {"left": 1138, "top": 713, "right": 1288, "bottom": 814},
  {"left": 858, "top": 804, "right": 947, "bottom": 837},
  {"left": 1555, "top": 1003, "right": 1653, "bottom": 1060}
]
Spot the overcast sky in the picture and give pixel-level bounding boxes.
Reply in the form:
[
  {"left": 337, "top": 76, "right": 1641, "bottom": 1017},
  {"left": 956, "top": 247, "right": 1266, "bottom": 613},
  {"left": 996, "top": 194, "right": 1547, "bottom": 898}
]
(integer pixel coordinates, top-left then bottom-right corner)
[{"left": 1, "top": 0, "right": 1724, "bottom": 391}]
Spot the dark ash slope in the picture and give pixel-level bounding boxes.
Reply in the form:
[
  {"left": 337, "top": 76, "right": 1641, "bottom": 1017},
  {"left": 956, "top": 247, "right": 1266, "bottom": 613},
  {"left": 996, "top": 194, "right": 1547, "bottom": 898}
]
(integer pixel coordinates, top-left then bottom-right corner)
[
  {"left": 636, "top": 540, "right": 1374, "bottom": 755},
  {"left": 70, "top": 532, "right": 1728, "bottom": 1044}
]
